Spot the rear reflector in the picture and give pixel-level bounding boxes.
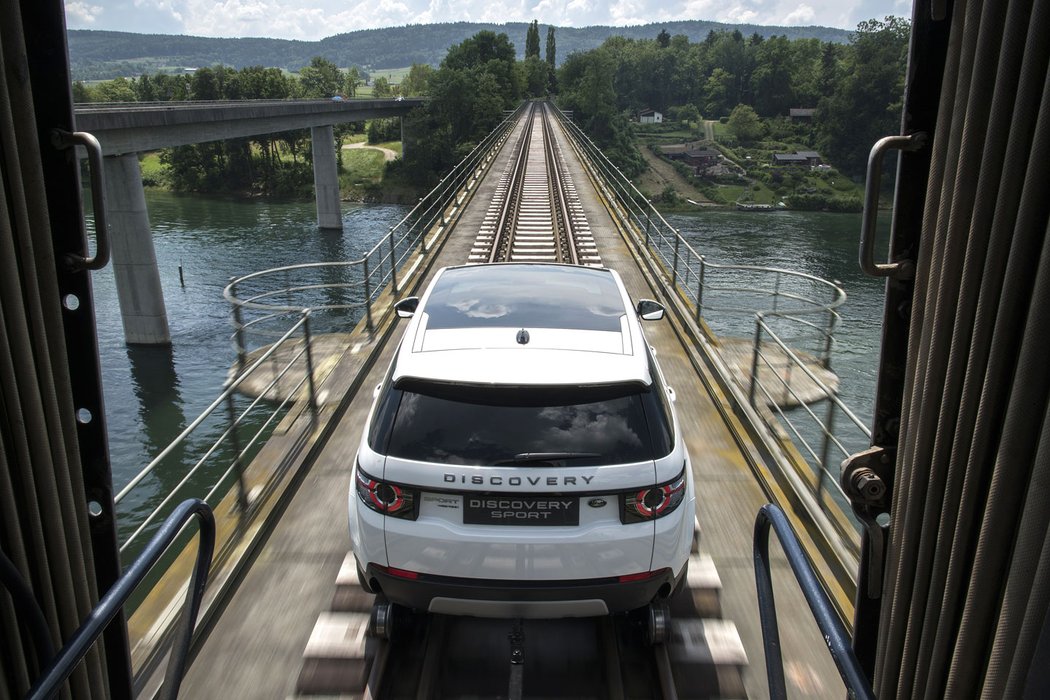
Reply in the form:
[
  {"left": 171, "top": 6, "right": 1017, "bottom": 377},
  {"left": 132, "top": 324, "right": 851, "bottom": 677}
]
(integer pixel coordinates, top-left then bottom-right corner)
[
  {"left": 618, "top": 571, "right": 657, "bottom": 583},
  {"left": 385, "top": 566, "right": 419, "bottom": 580}
]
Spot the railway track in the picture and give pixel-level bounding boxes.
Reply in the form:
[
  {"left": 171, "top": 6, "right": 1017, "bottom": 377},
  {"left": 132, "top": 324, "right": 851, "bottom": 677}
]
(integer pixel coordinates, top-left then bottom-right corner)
[
  {"left": 289, "top": 103, "right": 747, "bottom": 699},
  {"left": 469, "top": 103, "right": 601, "bottom": 267},
  {"left": 293, "top": 534, "right": 747, "bottom": 700}
]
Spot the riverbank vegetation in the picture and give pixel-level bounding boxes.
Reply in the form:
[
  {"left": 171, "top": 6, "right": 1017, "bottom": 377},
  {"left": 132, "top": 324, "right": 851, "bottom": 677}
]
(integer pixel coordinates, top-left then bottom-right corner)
[
  {"left": 555, "top": 17, "right": 908, "bottom": 210},
  {"left": 78, "top": 16, "right": 906, "bottom": 210}
]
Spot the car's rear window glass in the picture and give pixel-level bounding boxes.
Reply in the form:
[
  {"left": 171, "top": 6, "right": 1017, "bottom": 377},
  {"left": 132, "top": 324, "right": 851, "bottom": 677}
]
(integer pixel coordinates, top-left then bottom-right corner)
[
  {"left": 379, "top": 383, "right": 673, "bottom": 466},
  {"left": 422, "top": 265, "right": 625, "bottom": 332}
]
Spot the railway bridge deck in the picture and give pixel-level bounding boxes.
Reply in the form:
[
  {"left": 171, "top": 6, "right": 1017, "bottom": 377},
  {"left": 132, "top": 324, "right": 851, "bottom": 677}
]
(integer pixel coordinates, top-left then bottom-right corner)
[{"left": 165, "top": 105, "right": 848, "bottom": 699}]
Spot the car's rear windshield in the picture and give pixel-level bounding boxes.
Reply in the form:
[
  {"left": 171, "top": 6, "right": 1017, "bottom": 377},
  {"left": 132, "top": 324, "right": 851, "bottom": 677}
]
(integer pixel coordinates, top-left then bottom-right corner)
[
  {"left": 422, "top": 265, "right": 625, "bottom": 332},
  {"left": 370, "top": 382, "right": 673, "bottom": 466}
]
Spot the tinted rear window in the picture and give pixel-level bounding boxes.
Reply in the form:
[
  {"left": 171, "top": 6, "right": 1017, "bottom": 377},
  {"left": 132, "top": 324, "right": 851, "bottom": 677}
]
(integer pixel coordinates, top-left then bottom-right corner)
[
  {"left": 422, "top": 265, "right": 625, "bottom": 332},
  {"left": 371, "top": 383, "right": 672, "bottom": 466}
]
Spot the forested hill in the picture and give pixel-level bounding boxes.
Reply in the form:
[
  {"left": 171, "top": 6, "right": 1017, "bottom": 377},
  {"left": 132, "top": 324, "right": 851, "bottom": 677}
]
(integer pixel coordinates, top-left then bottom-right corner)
[{"left": 68, "top": 21, "right": 851, "bottom": 80}]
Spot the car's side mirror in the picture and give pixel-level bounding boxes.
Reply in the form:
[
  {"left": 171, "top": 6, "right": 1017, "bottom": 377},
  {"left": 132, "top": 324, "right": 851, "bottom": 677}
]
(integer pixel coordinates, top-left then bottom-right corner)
[
  {"left": 636, "top": 299, "right": 665, "bottom": 321},
  {"left": 394, "top": 296, "right": 419, "bottom": 318}
]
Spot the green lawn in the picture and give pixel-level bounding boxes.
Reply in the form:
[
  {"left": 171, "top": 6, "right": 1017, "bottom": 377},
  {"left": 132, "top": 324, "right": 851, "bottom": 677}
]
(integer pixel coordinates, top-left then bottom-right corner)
[
  {"left": 340, "top": 149, "right": 386, "bottom": 186},
  {"left": 369, "top": 67, "right": 411, "bottom": 84},
  {"left": 375, "top": 141, "right": 403, "bottom": 156},
  {"left": 139, "top": 152, "right": 166, "bottom": 186}
]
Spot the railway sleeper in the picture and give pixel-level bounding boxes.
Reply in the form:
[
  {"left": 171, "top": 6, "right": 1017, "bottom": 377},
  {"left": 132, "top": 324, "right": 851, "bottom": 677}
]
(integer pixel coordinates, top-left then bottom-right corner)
[{"left": 295, "top": 550, "right": 744, "bottom": 699}]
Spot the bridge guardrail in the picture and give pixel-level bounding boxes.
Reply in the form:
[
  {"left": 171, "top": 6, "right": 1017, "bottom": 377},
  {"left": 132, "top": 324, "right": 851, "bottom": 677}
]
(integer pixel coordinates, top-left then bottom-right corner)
[
  {"left": 113, "top": 103, "right": 525, "bottom": 684},
  {"left": 551, "top": 105, "right": 864, "bottom": 577},
  {"left": 223, "top": 105, "right": 524, "bottom": 356}
]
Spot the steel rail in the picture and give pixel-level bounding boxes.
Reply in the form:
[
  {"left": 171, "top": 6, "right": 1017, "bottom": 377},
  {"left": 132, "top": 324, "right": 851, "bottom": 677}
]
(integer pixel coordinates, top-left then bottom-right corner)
[
  {"left": 542, "top": 103, "right": 579, "bottom": 265},
  {"left": 489, "top": 104, "right": 536, "bottom": 263}
]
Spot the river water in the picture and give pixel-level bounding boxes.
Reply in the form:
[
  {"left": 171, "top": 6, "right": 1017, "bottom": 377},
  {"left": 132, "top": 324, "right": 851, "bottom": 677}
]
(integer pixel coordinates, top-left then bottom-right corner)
[{"left": 91, "top": 193, "right": 888, "bottom": 535}]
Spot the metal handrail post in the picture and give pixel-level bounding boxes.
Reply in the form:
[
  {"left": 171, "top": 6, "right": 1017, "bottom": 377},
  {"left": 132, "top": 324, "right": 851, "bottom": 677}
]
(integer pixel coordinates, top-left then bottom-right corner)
[
  {"left": 302, "top": 310, "right": 319, "bottom": 420},
  {"left": 645, "top": 208, "right": 652, "bottom": 248},
  {"left": 362, "top": 256, "right": 374, "bottom": 338},
  {"left": 672, "top": 234, "right": 681, "bottom": 288},
  {"left": 225, "top": 390, "right": 250, "bottom": 523},
  {"left": 749, "top": 315, "right": 764, "bottom": 407},
  {"left": 773, "top": 271, "right": 782, "bottom": 313},
  {"left": 696, "top": 256, "right": 706, "bottom": 323},
  {"left": 753, "top": 504, "right": 874, "bottom": 700},
  {"left": 27, "top": 499, "right": 216, "bottom": 700},
  {"left": 388, "top": 227, "right": 399, "bottom": 294},
  {"left": 819, "top": 398, "right": 837, "bottom": 497},
  {"left": 232, "top": 290, "right": 247, "bottom": 375}
]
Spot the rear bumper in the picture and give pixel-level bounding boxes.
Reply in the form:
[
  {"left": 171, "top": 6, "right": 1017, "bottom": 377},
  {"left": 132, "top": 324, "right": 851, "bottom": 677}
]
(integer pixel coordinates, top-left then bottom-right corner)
[{"left": 365, "top": 564, "right": 682, "bottom": 618}]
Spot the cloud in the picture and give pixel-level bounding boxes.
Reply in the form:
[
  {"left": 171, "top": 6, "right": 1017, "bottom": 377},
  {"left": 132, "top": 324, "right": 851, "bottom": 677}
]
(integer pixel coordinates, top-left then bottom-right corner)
[
  {"left": 65, "top": 0, "right": 105, "bottom": 26},
  {"left": 780, "top": 4, "right": 815, "bottom": 24},
  {"left": 66, "top": 0, "right": 905, "bottom": 39},
  {"left": 719, "top": 5, "right": 758, "bottom": 24}
]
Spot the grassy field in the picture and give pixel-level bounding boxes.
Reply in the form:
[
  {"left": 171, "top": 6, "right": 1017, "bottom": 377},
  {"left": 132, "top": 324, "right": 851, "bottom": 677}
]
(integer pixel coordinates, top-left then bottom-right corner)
[
  {"left": 340, "top": 149, "right": 386, "bottom": 186},
  {"left": 373, "top": 141, "right": 403, "bottom": 156},
  {"left": 368, "top": 67, "right": 411, "bottom": 84},
  {"left": 139, "top": 152, "right": 166, "bottom": 186}
]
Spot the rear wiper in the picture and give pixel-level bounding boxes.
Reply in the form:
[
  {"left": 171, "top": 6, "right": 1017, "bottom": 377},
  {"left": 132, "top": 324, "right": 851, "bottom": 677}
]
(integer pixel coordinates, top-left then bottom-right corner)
[{"left": 493, "top": 452, "right": 601, "bottom": 466}]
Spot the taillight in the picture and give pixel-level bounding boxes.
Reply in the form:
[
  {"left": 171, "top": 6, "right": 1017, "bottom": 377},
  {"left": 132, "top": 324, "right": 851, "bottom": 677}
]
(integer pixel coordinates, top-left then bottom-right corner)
[
  {"left": 355, "top": 464, "right": 418, "bottom": 520},
  {"left": 620, "top": 470, "right": 687, "bottom": 524}
]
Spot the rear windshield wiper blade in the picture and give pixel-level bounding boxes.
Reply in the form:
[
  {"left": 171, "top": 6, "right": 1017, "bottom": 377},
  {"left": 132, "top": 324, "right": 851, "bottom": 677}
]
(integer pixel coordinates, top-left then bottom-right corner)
[{"left": 493, "top": 452, "right": 602, "bottom": 466}]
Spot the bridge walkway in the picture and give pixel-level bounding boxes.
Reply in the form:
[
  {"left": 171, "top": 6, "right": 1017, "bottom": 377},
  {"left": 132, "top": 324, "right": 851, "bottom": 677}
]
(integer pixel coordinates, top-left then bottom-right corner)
[{"left": 179, "top": 113, "right": 842, "bottom": 699}]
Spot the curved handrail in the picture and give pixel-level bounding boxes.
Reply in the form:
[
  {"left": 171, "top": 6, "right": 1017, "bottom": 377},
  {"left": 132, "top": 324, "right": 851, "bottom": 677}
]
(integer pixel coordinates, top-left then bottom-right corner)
[
  {"left": 753, "top": 503, "right": 873, "bottom": 700},
  {"left": 223, "top": 104, "right": 525, "bottom": 321},
  {"left": 27, "top": 499, "right": 215, "bottom": 700}
]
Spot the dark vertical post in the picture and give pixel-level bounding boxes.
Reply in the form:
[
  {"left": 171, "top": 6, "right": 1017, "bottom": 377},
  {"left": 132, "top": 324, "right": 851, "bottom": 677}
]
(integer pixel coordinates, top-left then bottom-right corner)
[
  {"left": 302, "top": 311, "right": 319, "bottom": 421},
  {"left": 363, "top": 257, "right": 374, "bottom": 338},
  {"left": 750, "top": 316, "right": 764, "bottom": 407},
  {"left": 224, "top": 390, "right": 250, "bottom": 526}
]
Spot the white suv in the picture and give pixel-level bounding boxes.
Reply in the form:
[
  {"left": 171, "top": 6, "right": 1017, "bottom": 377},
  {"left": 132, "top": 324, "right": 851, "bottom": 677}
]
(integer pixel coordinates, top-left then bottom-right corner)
[{"left": 347, "top": 263, "right": 695, "bottom": 618}]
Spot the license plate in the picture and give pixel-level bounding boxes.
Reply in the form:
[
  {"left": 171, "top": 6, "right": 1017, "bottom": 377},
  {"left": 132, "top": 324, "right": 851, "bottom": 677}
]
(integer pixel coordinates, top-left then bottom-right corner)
[{"left": 463, "top": 495, "right": 579, "bottom": 526}]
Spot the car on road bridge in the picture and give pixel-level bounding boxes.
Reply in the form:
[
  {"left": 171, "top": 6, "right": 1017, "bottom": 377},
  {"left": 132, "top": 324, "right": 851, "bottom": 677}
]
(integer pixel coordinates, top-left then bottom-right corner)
[{"left": 348, "top": 263, "right": 695, "bottom": 618}]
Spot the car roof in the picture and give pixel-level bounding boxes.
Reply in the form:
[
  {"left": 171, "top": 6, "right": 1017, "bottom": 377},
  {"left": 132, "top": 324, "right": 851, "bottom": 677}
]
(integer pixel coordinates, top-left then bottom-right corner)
[{"left": 391, "top": 264, "right": 654, "bottom": 388}]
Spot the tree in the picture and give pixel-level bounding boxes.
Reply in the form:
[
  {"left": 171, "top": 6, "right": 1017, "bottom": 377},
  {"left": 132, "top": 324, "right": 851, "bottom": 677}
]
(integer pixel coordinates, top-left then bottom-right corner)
[
  {"left": 298, "top": 56, "right": 344, "bottom": 98},
  {"left": 546, "top": 27, "right": 556, "bottom": 68},
  {"left": 72, "top": 81, "right": 93, "bottom": 103},
  {"left": 703, "top": 68, "right": 733, "bottom": 117},
  {"left": 727, "top": 103, "right": 764, "bottom": 142},
  {"left": 657, "top": 29, "right": 671, "bottom": 48},
  {"left": 372, "top": 77, "right": 392, "bottom": 98},
  {"left": 520, "top": 56, "right": 549, "bottom": 98},
  {"left": 399, "top": 63, "right": 433, "bottom": 96},
  {"left": 442, "top": 31, "right": 521, "bottom": 105},
  {"left": 526, "top": 20, "right": 541, "bottom": 59},
  {"left": 817, "top": 17, "right": 909, "bottom": 175},
  {"left": 345, "top": 67, "right": 362, "bottom": 97},
  {"left": 94, "top": 77, "right": 137, "bottom": 102}
]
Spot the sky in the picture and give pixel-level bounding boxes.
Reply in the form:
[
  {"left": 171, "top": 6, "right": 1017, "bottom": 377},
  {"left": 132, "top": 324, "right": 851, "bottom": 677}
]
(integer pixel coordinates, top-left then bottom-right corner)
[{"left": 65, "top": 0, "right": 912, "bottom": 41}]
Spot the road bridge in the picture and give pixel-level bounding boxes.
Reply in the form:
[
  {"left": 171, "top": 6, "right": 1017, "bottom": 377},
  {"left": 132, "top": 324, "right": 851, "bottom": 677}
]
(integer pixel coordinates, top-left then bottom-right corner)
[
  {"left": 116, "top": 103, "right": 858, "bottom": 699},
  {"left": 73, "top": 98, "right": 420, "bottom": 344}
]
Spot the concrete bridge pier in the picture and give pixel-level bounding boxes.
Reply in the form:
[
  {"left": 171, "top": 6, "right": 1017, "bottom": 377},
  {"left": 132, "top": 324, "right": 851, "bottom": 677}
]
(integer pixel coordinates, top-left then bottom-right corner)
[
  {"left": 103, "top": 153, "right": 171, "bottom": 345},
  {"left": 311, "top": 126, "right": 342, "bottom": 230}
]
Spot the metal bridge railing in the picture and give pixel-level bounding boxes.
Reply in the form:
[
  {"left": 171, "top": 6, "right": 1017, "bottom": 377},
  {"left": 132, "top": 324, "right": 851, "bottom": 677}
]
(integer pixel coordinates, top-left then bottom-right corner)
[
  {"left": 753, "top": 504, "right": 874, "bottom": 699},
  {"left": 120, "top": 104, "right": 521, "bottom": 551},
  {"left": 0, "top": 499, "right": 215, "bottom": 700},
  {"left": 223, "top": 105, "right": 524, "bottom": 357},
  {"left": 114, "top": 315, "right": 315, "bottom": 564},
  {"left": 552, "top": 105, "right": 863, "bottom": 545},
  {"left": 109, "top": 106, "right": 524, "bottom": 681}
]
